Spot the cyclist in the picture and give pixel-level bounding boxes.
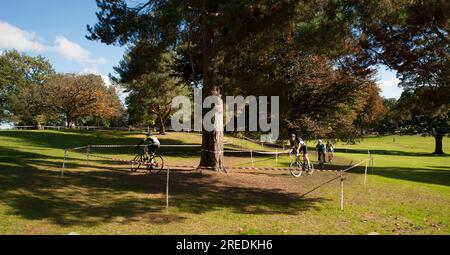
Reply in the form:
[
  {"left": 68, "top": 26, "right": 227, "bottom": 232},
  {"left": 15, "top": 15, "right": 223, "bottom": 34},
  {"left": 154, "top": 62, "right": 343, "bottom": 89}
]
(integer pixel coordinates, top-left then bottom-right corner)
[
  {"left": 326, "top": 141, "right": 334, "bottom": 162},
  {"left": 316, "top": 140, "right": 326, "bottom": 163},
  {"left": 289, "top": 134, "right": 311, "bottom": 169},
  {"left": 136, "top": 132, "right": 160, "bottom": 156}
]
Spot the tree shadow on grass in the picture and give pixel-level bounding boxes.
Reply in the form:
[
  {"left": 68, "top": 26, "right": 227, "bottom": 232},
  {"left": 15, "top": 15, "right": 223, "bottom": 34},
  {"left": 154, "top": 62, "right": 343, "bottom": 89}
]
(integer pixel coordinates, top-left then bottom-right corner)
[
  {"left": 0, "top": 146, "right": 326, "bottom": 228},
  {"left": 347, "top": 165, "right": 450, "bottom": 187},
  {"left": 334, "top": 148, "right": 450, "bottom": 157},
  {"left": 164, "top": 172, "right": 326, "bottom": 215},
  {"left": 266, "top": 155, "right": 450, "bottom": 187},
  {"left": 0, "top": 146, "right": 186, "bottom": 227}
]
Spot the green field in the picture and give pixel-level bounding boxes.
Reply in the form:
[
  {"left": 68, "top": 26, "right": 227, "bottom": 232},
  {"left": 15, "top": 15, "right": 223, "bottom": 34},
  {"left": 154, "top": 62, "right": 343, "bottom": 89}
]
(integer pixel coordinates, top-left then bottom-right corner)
[{"left": 0, "top": 130, "right": 449, "bottom": 234}]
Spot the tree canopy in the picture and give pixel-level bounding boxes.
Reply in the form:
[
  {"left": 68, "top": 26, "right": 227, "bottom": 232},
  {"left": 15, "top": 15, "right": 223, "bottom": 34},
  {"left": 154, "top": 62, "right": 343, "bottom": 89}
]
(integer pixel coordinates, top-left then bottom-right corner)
[
  {"left": 86, "top": 0, "right": 449, "bottom": 159},
  {"left": 87, "top": 0, "right": 319, "bottom": 168},
  {"left": 0, "top": 50, "right": 55, "bottom": 120},
  {"left": 118, "top": 50, "right": 189, "bottom": 134},
  {"left": 45, "top": 74, "right": 124, "bottom": 127},
  {"left": 296, "top": 0, "right": 449, "bottom": 153}
]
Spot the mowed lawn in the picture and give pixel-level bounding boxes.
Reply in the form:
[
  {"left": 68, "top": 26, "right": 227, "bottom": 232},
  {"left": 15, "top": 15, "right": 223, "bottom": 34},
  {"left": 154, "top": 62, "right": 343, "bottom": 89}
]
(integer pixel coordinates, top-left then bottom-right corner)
[{"left": 0, "top": 130, "right": 449, "bottom": 234}]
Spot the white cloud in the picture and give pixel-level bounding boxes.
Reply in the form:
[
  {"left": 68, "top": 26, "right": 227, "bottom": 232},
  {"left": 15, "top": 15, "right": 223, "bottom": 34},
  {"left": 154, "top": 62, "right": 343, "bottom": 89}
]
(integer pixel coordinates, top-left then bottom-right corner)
[
  {"left": 54, "top": 36, "right": 107, "bottom": 64},
  {"left": 0, "top": 21, "right": 107, "bottom": 65},
  {"left": 378, "top": 78, "right": 400, "bottom": 89},
  {"left": 101, "top": 75, "right": 112, "bottom": 87},
  {"left": 377, "top": 78, "right": 403, "bottom": 99},
  {"left": 80, "top": 69, "right": 112, "bottom": 87},
  {"left": 0, "top": 21, "right": 46, "bottom": 52},
  {"left": 101, "top": 74, "right": 128, "bottom": 105},
  {"left": 80, "top": 67, "right": 101, "bottom": 75}
]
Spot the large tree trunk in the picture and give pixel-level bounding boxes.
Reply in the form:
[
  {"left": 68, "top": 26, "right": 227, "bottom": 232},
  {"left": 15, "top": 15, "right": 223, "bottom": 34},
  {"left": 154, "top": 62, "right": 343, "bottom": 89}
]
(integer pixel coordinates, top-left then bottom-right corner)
[
  {"left": 199, "top": 86, "right": 224, "bottom": 170},
  {"left": 200, "top": 129, "right": 225, "bottom": 170},
  {"left": 198, "top": 4, "right": 224, "bottom": 171},
  {"left": 433, "top": 134, "right": 444, "bottom": 154},
  {"left": 157, "top": 115, "right": 166, "bottom": 135}
]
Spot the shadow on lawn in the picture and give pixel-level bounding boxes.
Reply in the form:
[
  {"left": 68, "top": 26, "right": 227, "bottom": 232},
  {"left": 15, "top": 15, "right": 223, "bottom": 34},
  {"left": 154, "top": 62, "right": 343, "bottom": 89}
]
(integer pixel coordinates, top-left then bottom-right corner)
[
  {"left": 348, "top": 164, "right": 450, "bottom": 187},
  {"left": 0, "top": 146, "right": 325, "bottom": 228},
  {"left": 166, "top": 172, "right": 326, "bottom": 215},
  {"left": 270, "top": 156, "right": 450, "bottom": 187},
  {"left": 334, "top": 148, "right": 449, "bottom": 157}
]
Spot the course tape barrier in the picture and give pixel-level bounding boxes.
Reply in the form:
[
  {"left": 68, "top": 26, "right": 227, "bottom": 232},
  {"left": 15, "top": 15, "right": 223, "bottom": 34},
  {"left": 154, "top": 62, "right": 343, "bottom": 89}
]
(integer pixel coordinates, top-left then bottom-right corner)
[
  {"left": 201, "top": 149, "right": 290, "bottom": 155},
  {"left": 80, "top": 152, "right": 371, "bottom": 173},
  {"left": 88, "top": 144, "right": 201, "bottom": 148},
  {"left": 87, "top": 153, "right": 156, "bottom": 166},
  {"left": 62, "top": 144, "right": 372, "bottom": 173},
  {"left": 65, "top": 144, "right": 291, "bottom": 155}
]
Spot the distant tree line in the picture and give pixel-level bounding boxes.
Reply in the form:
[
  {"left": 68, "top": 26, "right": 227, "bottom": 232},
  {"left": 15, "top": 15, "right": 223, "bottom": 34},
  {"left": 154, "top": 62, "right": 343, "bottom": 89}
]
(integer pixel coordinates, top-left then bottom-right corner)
[{"left": 0, "top": 50, "right": 125, "bottom": 128}]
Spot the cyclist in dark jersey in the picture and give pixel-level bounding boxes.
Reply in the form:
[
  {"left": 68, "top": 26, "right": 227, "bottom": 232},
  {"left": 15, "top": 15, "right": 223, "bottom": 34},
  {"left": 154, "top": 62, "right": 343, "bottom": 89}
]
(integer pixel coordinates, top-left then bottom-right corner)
[{"left": 289, "top": 134, "right": 311, "bottom": 167}]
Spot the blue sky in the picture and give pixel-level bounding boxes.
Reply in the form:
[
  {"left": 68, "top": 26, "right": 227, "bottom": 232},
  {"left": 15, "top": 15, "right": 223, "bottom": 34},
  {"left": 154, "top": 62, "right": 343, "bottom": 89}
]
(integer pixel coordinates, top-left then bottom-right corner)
[
  {"left": 0, "top": 0, "right": 403, "bottom": 99},
  {"left": 0, "top": 0, "right": 126, "bottom": 80}
]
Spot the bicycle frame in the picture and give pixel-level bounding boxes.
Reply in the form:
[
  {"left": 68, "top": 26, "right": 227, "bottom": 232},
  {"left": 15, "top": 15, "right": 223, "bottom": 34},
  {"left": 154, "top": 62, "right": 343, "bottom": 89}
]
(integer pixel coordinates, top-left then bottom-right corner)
[
  {"left": 294, "top": 153, "right": 309, "bottom": 169},
  {"left": 290, "top": 152, "right": 314, "bottom": 177},
  {"left": 132, "top": 147, "right": 164, "bottom": 174},
  {"left": 135, "top": 148, "right": 158, "bottom": 167}
]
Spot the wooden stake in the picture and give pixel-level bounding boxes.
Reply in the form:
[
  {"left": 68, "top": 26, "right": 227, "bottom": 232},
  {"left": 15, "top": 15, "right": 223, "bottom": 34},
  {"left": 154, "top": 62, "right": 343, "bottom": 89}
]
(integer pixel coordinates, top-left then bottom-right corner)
[
  {"left": 166, "top": 168, "right": 170, "bottom": 209},
  {"left": 364, "top": 160, "right": 368, "bottom": 186},
  {"left": 275, "top": 149, "right": 278, "bottom": 167},
  {"left": 86, "top": 145, "right": 90, "bottom": 165},
  {"left": 340, "top": 171, "right": 344, "bottom": 210},
  {"left": 61, "top": 149, "right": 68, "bottom": 178}
]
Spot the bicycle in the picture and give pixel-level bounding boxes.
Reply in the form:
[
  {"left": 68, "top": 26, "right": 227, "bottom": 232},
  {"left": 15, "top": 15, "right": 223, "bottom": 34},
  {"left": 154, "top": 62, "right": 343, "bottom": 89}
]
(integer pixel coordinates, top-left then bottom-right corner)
[
  {"left": 290, "top": 154, "right": 314, "bottom": 177},
  {"left": 131, "top": 146, "right": 164, "bottom": 174}
]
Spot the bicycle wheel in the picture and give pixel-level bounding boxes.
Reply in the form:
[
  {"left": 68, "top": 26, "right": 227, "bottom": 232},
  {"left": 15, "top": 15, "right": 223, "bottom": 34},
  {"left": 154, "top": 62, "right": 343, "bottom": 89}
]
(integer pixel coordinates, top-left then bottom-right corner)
[
  {"left": 147, "top": 155, "right": 164, "bottom": 174},
  {"left": 290, "top": 161, "right": 303, "bottom": 177},
  {"left": 131, "top": 154, "right": 142, "bottom": 172},
  {"left": 306, "top": 162, "right": 315, "bottom": 175}
]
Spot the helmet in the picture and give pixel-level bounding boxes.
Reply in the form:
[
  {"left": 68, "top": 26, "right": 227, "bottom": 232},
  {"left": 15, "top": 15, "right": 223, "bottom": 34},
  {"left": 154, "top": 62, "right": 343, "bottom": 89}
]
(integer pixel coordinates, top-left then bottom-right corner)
[{"left": 318, "top": 140, "right": 323, "bottom": 144}]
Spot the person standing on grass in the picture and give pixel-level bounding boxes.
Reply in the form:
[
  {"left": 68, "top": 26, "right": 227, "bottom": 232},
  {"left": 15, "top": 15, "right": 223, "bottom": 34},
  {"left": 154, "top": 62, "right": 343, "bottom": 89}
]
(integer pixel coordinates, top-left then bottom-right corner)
[
  {"left": 316, "top": 140, "right": 326, "bottom": 163},
  {"left": 326, "top": 141, "right": 334, "bottom": 163}
]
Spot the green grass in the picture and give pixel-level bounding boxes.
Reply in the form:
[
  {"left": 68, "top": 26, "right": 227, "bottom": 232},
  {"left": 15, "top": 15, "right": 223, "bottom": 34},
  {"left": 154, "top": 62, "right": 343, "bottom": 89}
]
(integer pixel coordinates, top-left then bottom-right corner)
[
  {"left": 333, "top": 136, "right": 450, "bottom": 188},
  {"left": 0, "top": 130, "right": 449, "bottom": 234}
]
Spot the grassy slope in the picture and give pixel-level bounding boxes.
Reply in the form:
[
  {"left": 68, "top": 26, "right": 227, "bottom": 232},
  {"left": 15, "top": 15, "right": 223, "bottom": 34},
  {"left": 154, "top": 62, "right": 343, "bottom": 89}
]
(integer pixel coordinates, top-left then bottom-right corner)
[{"left": 0, "top": 130, "right": 448, "bottom": 234}]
